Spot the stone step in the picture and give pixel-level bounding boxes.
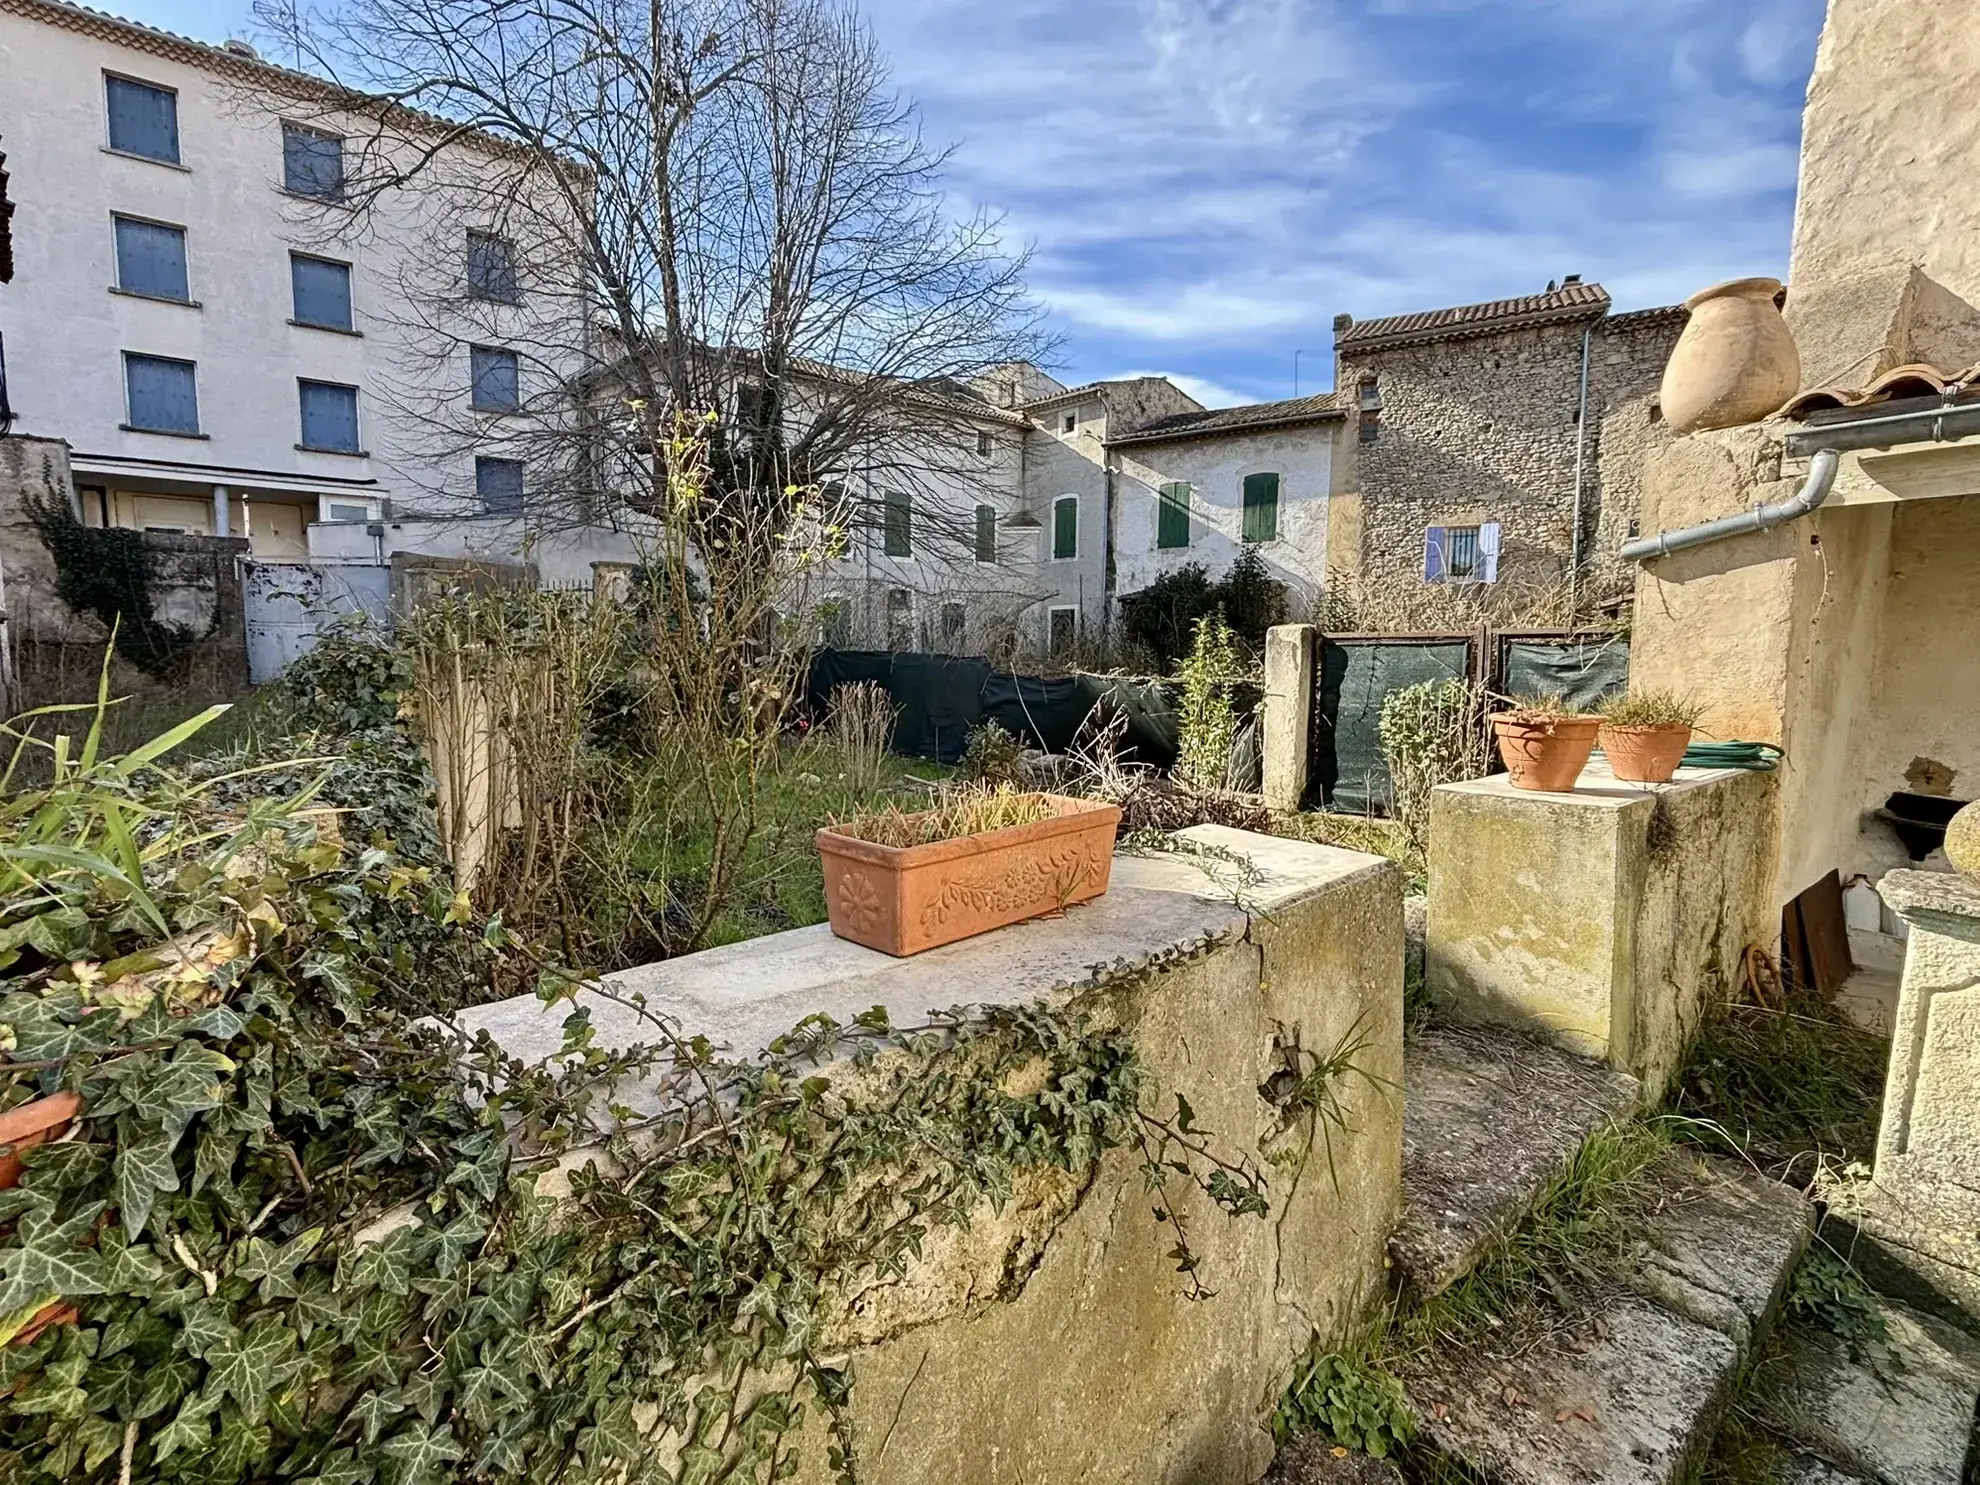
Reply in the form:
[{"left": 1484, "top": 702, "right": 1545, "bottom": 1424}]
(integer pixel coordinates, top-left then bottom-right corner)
[
  {"left": 1754, "top": 1292, "right": 1980, "bottom": 1485},
  {"left": 1401, "top": 1153, "right": 1812, "bottom": 1485},
  {"left": 1391, "top": 1023, "right": 1640, "bottom": 1304}
]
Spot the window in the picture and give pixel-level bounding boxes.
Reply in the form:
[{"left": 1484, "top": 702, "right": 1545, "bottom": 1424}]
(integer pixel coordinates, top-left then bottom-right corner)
[
  {"left": 1047, "top": 606, "right": 1077, "bottom": 656},
  {"left": 105, "top": 75, "right": 179, "bottom": 163},
  {"left": 477, "top": 456, "right": 525, "bottom": 514},
  {"left": 976, "top": 429, "right": 992, "bottom": 458},
  {"left": 466, "top": 230, "right": 520, "bottom": 304},
  {"left": 123, "top": 352, "right": 199, "bottom": 434},
  {"left": 1424, "top": 521, "right": 1500, "bottom": 583},
  {"left": 281, "top": 123, "right": 343, "bottom": 199},
  {"left": 1241, "top": 471, "right": 1279, "bottom": 543},
  {"left": 326, "top": 501, "right": 371, "bottom": 523},
  {"left": 298, "top": 379, "right": 360, "bottom": 453},
  {"left": 940, "top": 601, "right": 966, "bottom": 650},
  {"left": 112, "top": 217, "right": 189, "bottom": 302},
  {"left": 885, "top": 588, "right": 913, "bottom": 649},
  {"left": 1060, "top": 412, "right": 1076, "bottom": 434},
  {"left": 1052, "top": 494, "right": 1078, "bottom": 560},
  {"left": 1156, "top": 481, "right": 1190, "bottom": 550},
  {"left": 974, "top": 503, "right": 997, "bottom": 564},
  {"left": 882, "top": 489, "right": 911, "bottom": 557},
  {"left": 471, "top": 346, "right": 521, "bottom": 412},
  {"left": 290, "top": 253, "right": 353, "bottom": 330}
]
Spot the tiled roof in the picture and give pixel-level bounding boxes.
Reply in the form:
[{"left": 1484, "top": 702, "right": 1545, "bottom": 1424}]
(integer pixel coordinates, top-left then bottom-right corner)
[
  {"left": 785, "top": 356, "right": 1034, "bottom": 427},
  {"left": 1780, "top": 362, "right": 1980, "bottom": 421},
  {"left": 1335, "top": 282, "right": 1612, "bottom": 353},
  {"left": 1604, "top": 304, "right": 1688, "bottom": 333},
  {"left": 1106, "top": 390, "right": 1350, "bottom": 447},
  {"left": 0, "top": 0, "right": 531, "bottom": 161}
]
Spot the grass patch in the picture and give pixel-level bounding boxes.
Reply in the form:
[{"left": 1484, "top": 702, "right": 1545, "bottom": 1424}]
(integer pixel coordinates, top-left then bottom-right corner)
[
  {"left": 824, "top": 784, "right": 1056, "bottom": 848},
  {"left": 1665, "top": 990, "right": 1888, "bottom": 1184}
]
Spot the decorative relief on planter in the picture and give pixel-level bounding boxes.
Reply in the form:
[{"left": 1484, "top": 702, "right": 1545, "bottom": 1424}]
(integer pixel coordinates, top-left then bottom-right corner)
[{"left": 817, "top": 795, "right": 1123, "bottom": 956}]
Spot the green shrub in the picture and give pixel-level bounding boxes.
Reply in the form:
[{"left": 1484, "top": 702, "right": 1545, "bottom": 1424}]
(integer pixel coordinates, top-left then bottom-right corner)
[
  {"left": 1273, "top": 1347, "right": 1415, "bottom": 1459},
  {"left": 1118, "top": 550, "right": 1288, "bottom": 670},
  {"left": 1175, "top": 613, "right": 1247, "bottom": 789},
  {"left": 959, "top": 719, "right": 1026, "bottom": 787}
]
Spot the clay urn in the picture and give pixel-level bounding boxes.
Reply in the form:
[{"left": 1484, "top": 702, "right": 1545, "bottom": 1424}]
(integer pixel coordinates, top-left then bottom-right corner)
[
  {"left": 1948, "top": 801, "right": 1980, "bottom": 878},
  {"left": 1659, "top": 277, "right": 1802, "bottom": 435}
]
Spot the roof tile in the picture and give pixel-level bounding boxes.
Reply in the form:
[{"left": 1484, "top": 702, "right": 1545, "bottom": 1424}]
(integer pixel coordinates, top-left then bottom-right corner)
[
  {"left": 1106, "top": 390, "right": 1350, "bottom": 446},
  {"left": 1336, "top": 282, "right": 1612, "bottom": 353}
]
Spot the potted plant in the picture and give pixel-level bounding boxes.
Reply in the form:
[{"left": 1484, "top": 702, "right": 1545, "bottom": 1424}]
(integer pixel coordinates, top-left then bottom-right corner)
[
  {"left": 1491, "top": 695, "right": 1602, "bottom": 793},
  {"left": 817, "top": 787, "right": 1122, "bottom": 956},
  {"left": 1598, "top": 691, "right": 1705, "bottom": 785}
]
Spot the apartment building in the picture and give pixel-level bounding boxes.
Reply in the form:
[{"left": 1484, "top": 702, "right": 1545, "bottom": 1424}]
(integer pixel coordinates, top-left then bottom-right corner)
[{"left": 0, "top": 0, "right": 620, "bottom": 584}]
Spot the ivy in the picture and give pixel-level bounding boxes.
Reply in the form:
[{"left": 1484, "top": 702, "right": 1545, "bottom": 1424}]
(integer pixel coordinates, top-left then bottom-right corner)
[
  {"left": 0, "top": 705, "right": 1298, "bottom": 1483},
  {"left": 24, "top": 493, "right": 202, "bottom": 682}
]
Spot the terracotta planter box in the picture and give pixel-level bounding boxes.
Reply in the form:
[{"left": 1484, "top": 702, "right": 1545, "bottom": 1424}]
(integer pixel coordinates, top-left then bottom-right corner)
[
  {"left": 1600, "top": 723, "right": 1693, "bottom": 784},
  {"left": 0, "top": 1091, "right": 81, "bottom": 1191},
  {"left": 1492, "top": 715, "right": 1601, "bottom": 793},
  {"left": 817, "top": 794, "right": 1122, "bottom": 956}
]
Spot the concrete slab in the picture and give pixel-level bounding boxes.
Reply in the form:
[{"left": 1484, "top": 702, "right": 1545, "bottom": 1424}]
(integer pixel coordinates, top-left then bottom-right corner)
[
  {"left": 1620, "top": 1154, "right": 1814, "bottom": 1350},
  {"left": 1391, "top": 1023, "right": 1640, "bottom": 1303},
  {"left": 1404, "top": 1295, "right": 1741, "bottom": 1485},
  {"left": 1756, "top": 1297, "right": 1980, "bottom": 1485}
]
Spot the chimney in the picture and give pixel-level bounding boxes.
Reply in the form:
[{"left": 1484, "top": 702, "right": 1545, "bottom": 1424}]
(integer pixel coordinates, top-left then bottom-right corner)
[
  {"left": 1563, "top": 273, "right": 1583, "bottom": 286},
  {"left": 1332, "top": 313, "right": 1353, "bottom": 333}
]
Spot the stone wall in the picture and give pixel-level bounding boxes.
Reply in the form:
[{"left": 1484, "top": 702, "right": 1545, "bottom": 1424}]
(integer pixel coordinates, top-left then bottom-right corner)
[
  {"left": 455, "top": 829, "right": 1405, "bottom": 1485},
  {"left": 1336, "top": 309, "right": 1682, "bottom": 619},
  {"left": 0, "top": 435, "right": 249, "bottom": 703}
]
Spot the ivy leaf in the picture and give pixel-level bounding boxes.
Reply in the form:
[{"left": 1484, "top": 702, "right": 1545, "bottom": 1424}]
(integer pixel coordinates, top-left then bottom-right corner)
[
  {"left": 580, "top": 1397, "right": 642, "bottom": 1466},
  {"left": 76, "top": 1414, "right": 125, "bottom": 1474},
  {"left": 300, "top": 1447, "right": 376, "bottom": 1485},
  {"left": 204, "top": 1318, "right": 296, "bottom": 1423},
  {"left": 184, "top": 1006, "right": 246, "bottom": 1040},
  {"left": 176, "top": 1298, "right": 238, "bottom": 1358},
  {"left": 114, "top": 1129, "right": 180, "bottom": 1240},
  {"left": 234, "top": 1227, "right": 323, "bottom": 1302},
  {"left": 151, "top": 1392, "right": 217, "bottom": 1466},
  {"left": 134, "top": 1353, "right": 200, "bottom": 1420},
  {"left": 377, "top": 1420, "right": 463, "bottom": 1485},
  {"left": 0, "top": 1202, "right": 109, "bottom": 1316},
  {"left": 348, "top": 1390, "right": 406, "bottom": 1446}
]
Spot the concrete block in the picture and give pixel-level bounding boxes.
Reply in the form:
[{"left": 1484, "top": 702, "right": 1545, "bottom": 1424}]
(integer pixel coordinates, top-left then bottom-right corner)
[
  {"left": 1757, "top": 1296, "right": 1980, "bottom": 1485},
  {"left": 1424, "top": 758, "right": 1778, "bottom": 1102},
  {"left": 1263, "top": 623, "right": 1317, "bottom": 812},
  {"left": 1872, "top": 871, "right": 1980, "bottom": 1201},
  {"left": 455, "top": 829, "right": 1405, "bottom": 1485}
]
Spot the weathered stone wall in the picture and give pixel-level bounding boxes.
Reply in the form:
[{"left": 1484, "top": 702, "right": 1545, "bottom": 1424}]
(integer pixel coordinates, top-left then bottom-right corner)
[
  {"left": 1424, "top": 760, "right": 1778, "bottom": 1103},
  {"left": 456, "top": 829, "right": 1405, "bottom": 1485},
  {"left": 1336, "top": 309, "right": 1681, "bottom": 618},
  {"left": 0, "top": 435, "right": 249, "bottom": 702}
]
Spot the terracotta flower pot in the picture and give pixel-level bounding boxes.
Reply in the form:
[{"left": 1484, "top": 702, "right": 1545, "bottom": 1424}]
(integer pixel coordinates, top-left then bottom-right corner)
[
  {"left": 1659, "top": 277, "right": 1801, "bottom": 434},
  {"left": 0, "top": 1091, "right": 82, "bottom": 1191},
  {"left": 1600, "top": 723, "right": 1693, "bottom": 785},
  {"left": 1492, "top": 715, "right": 1600, "bottom": 793},
  {"left": 817, "top": 794, "right": 1122, "bottom": 956}
]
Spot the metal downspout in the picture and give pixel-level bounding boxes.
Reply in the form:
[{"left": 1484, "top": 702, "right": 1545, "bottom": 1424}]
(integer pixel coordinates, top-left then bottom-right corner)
[
  {"left": 1620, "top": 447, "right": 1841, "bottom": 563},
  {"left": 1568, "top": 323, "right": 1594, "bottom": 601}
]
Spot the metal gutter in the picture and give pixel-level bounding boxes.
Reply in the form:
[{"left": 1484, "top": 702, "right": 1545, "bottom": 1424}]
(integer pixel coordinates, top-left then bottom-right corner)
[{"left": 1622, "top": 397, "right": 1980, "bottom": 564}]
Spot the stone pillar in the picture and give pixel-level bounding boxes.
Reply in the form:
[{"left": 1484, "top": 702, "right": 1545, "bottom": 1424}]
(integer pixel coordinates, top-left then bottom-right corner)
[
  {"left": 1425, "top": 758, "right": 1778, "bottom": 1102},
  {"left": 1260, "top": 623, "right": 1315, "bottom": 812}
]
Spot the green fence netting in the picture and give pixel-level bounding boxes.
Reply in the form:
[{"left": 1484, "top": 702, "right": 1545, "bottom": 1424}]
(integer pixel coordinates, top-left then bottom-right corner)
[
  {"left": 1308, "top": 639, "right": 1473, "bottom": 813},
  {"left": 1501, "top": 637, "right": 1631, "bottom": 712}
]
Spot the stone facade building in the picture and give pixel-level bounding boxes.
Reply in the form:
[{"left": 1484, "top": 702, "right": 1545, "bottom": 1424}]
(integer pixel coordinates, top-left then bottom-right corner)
[{"left": 1329, "top": 280, "right": 1685, "bottom": 621}]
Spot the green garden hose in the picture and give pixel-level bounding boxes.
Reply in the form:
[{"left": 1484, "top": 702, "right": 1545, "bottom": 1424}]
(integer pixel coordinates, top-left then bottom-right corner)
[{"left": 1679, "top": 740, "right": 1784, "bottom": 772}]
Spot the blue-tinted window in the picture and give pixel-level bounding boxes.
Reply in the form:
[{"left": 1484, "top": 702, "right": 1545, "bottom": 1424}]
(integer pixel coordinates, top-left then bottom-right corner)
[
  {"left": 298, "top": 380, "right": 360, "bottom": 452},
  {"left": 106, "top": 76, "right": 179, "bottom": 163},
  {"left": 124, "top": 353, "right": 199, "bottom": 433},
  {"left": 466, "top": 231, "right": 520, "bottom": 303},
  {"left": 470, "top": 346, "right": 520, "bottom": 412},
  {"left": 476, "top": 457, "right": 524, "bottom": 514},
  {"left": 291, "top": 254, "right": 353, "bottom": 330},
  {"left": 281, "top": 124, "right": 343, "bottom": 199},
  {"left": 113, "top": 217, "right": 189, "bottom": 301}
]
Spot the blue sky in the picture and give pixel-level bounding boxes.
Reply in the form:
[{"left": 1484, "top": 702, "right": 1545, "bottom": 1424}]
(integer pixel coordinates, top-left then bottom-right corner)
[{"left": 116, "top": 0, "right": 1827, "bottom": 406}]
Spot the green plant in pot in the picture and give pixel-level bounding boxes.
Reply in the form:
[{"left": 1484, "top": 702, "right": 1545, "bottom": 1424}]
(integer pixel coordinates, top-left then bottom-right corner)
[
  {"left": 1598, "top": 690, "right": 1705, "bottom": 784},
  {"left": 1491, "top": 693, "right": 1602, "bottom": 792}
]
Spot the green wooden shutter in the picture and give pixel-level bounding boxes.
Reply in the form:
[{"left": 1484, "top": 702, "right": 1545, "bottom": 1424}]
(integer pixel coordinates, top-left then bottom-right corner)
[
  {"left": 1157, "top": 482, "right": 1190, "bottom": 549},
  {"left": 883, "top": 489, "right": 911, "bottom": 556},
  {"left": 1242, "top": 472, "right": 1279, "bottom": 543},
  {"left": 1053, "top": 497, "right": 1078, "bottom": 559}
]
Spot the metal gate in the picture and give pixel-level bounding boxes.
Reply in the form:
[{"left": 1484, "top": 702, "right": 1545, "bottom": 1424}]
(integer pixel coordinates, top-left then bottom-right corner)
[{"left": 243, "top": 561, "right": 391, "bottom": 683}]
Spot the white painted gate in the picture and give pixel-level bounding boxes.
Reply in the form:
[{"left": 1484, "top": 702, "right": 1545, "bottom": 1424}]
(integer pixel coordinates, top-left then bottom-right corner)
[{"left": 243, "top": 562, "right": 392, "bottom": 683}]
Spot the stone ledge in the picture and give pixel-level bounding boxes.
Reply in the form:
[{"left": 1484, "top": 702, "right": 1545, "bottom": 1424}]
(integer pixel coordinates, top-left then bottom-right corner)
[
  {"left": 1878, "top": 868, "right": 1980, "bottom": 928},
  {"left": 1437, "top": 755, "right": 1754, "bottom": 811}
]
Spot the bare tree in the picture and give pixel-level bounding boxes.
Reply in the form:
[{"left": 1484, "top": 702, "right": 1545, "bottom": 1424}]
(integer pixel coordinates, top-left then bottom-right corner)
[{"left": 252, "top": 0, "right": 1058, "bottom": 578}]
